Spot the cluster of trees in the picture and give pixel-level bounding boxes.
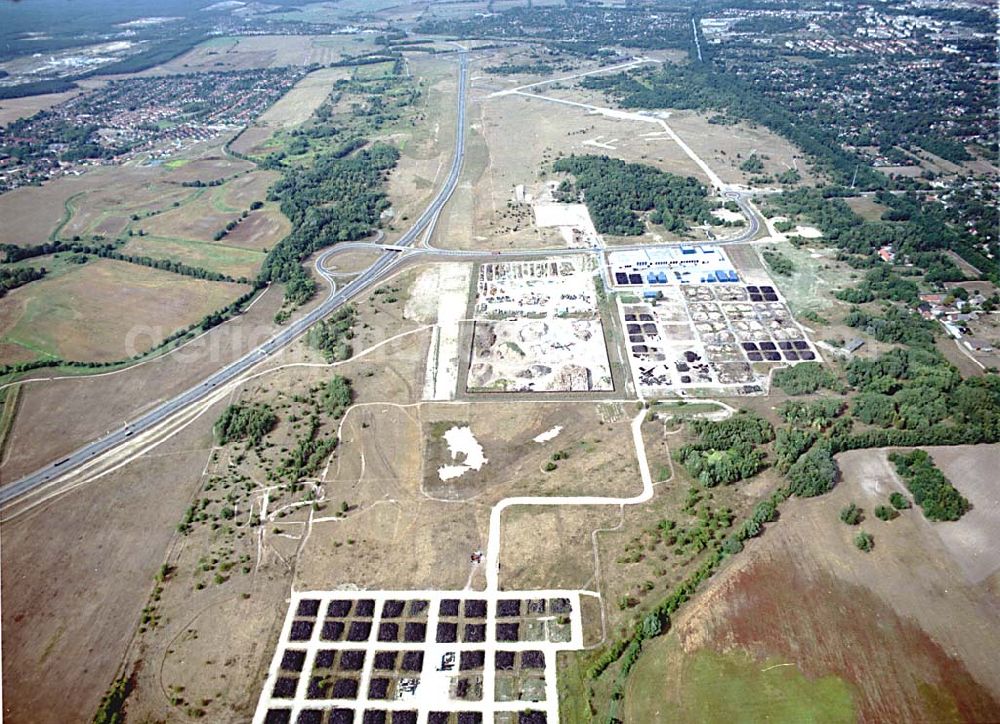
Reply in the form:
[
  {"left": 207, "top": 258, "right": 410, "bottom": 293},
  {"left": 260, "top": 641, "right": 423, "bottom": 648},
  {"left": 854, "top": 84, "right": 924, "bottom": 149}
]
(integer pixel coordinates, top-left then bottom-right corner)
[
  {"left": 786, "top": 441, "right": 839, "bottom": 497},
  {"left": 262, "top": 142, "right": 400, "bottom": 305},
  {"left": 552, "top": 155, "right": 713, "bottom": 235},
  {"left": 307, "top": 306, "right": 356, "bottom": 363},
  {"left": 778, "top": 398, "right": 845, "bottom": 429},
  {"left": 483, "top": 62, "right": 557, "bottom": 76},
  {"left": 673, "top": 413, "right": 774, "bottom": 487},
  {"left": 844, "top": 306, "right": 936, "bottom": 348},
  {"left": 772, "top": 362, "right": 844, "bottom": 395},
  {"left": 0, "top": 266, "right": 45, "bottom": 296},
  {"left": 322, "top": 376, "right": 353, "bottom": 419},
  {"left": 214, "top": 403, "right": 278, "bottom": 446},
  {"left": 836, "top": 266, "right": 919, "bottom": 305},
  {"left": 888, "top": 449, "right": 970, "bottom": 522}
]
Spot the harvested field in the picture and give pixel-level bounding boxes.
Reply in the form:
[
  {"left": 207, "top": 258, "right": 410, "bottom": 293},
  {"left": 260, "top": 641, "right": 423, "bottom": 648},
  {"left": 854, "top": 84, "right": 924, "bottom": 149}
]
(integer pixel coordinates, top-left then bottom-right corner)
[
  {"left": 845, "top": 195, "right": 889, "bottom": 221},
  {"left": 139, "top": 35, "right": 377, "bottom": 74},
  {"left": 0, "top": 258, "right": 250, "bottom": 364},
  {"left": 617, "top": 444, "right": 1000, "bottom": 723},
  {"left": 0, "top": 174, "right": 95, "bottom": 247},
  {"left": 255, "top": 68, "right": 350, "bottom": 128}
]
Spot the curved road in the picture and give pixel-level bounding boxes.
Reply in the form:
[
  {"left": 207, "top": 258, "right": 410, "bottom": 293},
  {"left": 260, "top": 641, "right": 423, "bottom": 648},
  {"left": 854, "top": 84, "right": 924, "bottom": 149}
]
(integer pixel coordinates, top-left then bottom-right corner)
[{"left": 0, "top": 52, "right": 469, "bottom": 507}]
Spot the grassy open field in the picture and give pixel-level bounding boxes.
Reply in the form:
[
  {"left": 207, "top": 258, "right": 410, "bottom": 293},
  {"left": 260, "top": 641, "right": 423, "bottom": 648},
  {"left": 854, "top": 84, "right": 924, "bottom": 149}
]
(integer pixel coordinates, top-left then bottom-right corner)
[
  {"left": 254, "top": 67, "right": 350, "bottom": 128},
  {"left": 0, "top": 258, "right": 250, "bottom": 364},
  {"left": 120, "top": 236, "right": 265, "bottom": 278},
  {"left": 626, "top": 643, "right": 856, "bottom": 722},
  {"left": 611, "top": 444, "right": 1000, "bottom": 722}
]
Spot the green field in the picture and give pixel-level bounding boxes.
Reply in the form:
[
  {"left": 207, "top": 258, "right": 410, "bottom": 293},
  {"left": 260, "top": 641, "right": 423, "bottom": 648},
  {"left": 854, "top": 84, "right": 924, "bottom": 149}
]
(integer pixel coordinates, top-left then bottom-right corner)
[
  {"left": 624, "top": 640, "right": 856, "bottom": 723},
  {"left": 121, "top": 236, "right": 265, "bottom": 279}
]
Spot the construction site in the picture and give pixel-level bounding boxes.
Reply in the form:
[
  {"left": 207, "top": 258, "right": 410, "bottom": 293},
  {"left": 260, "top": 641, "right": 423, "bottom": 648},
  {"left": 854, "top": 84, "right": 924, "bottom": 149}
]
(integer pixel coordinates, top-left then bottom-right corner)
[{"left": 467, "top": 258, "right": 613, "bottom": 393}]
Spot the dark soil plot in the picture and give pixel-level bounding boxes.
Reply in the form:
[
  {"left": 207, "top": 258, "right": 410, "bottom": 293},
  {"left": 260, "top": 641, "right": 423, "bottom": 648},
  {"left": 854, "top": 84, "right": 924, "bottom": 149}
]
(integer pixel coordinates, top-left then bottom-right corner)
[
  {"left": 289, "top": 620, "right": 315, "bottom": 641},
  {"left": 495, "top": 651, "right": 516, "bottom": 670},
  {"left": 401, "top": 651, "right": 424, "bottom": 672},
  {"left": 428, "top": 713, "right": 450, "bottom": 724},
  {"left": 463, "top": 623, "right": 486, "bottom": 643},
  {"left": 330, "top": 709, "right": 355, "bottom": 724},
  {"left": 355, "top": 599, "right": 376, "bottom": 617},
  {"left": 382, "top": 599, "right": 406, "bottom": 618},
  {"left": 497, "top": 599, "right": 521, "bottom": 617},
  {"left": 331, "top": 678, "right": 359, "bottom": 699},
  {"left": 527, "top": 599, "right": 546, "bottom": 615},
  {"left": 306, "top": 676, "right": 330, "bottom": 699},
  {"left": 281, "top": 649, "right": 306, "bottom": 672},
  {"left": 391, "top": 712, "right": 418, "bottom": 724},
  {"left": 521, "top": 650, "right": 545, "bottom": 669},
  {"left": 348, "top": 620, "right": 373, "bottom": 641},
  {"left": 374, "top": 651, "right": 398, "bottom": 670},
  {"left": 368, "top": 677, "right": 391, "bottom": 699},
  {"left": 455, "top": 678, "right": 471, "bottom": 699},
  {"left": 437, "top": 621, "right": 458, "bottom": 643},
  {"left": 404, "top": 622, "right": 427, "bottom": 642},
  {"left": 297, "top": 599, "right": 321, "bottom": 617},
  {"left": 439, "top": 599, "right": 460, "bottom": 616},
  {"left": 265, "top": 710, "right": 292, "bottom": 724},
  {"left": 759, "top": 342, "right": 777, "bottom": 351},
  {"left": 272, "top": 676, "right": 299, "bottom": 698},
  {"left": 339, "top": 650, "right": 366, "bottom": 671},
  {"left": 457, "top": 714, "right": 483, "bottom": 724},
  {"left": 297, "top": 710, "right": 324, "bottom": 724},
  {"left": 747, "top": 351, "right": 763, "bottom": 361},
  {"left": 409, "top": 600, "right": 430, "bottom": 616},
  {"left": 363, "top": 710, "right": 388, "bottom": 724},
  {"left": 496, "top": 623, "right": 520, "bottom": 642},
  {"left": 314, "top": 649, "right": 336, "bottom": 669},
  {"left": 764, "top": 351, "right": 781, "bottom": 361},
  {"left": 327, "top": 599, "right": 353, "bottom": 617},
  {"left": 464, "top": 599, "right": 487, "bottom": 618},
  {"left": 519, "top": 712, "right": 546, "bottom": 724},
  {"left": 793, "top": 340, "right": 809, "bottom": 350},
  {"left": 460, "top": 650, "right": 485, "bottom": 671},
  {"left": 378, "top": 622, "right": 400, "bottom": 642},
  {"left": 321, "top": 620, "right": 346, "bottom": 641}
]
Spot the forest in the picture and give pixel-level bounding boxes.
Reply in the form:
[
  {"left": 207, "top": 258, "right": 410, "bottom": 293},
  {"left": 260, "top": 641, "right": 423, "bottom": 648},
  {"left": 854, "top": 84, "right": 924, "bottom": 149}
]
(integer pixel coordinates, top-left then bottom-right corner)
[{"left": 552, "top": 155, "right": 714, "bottom": 235}]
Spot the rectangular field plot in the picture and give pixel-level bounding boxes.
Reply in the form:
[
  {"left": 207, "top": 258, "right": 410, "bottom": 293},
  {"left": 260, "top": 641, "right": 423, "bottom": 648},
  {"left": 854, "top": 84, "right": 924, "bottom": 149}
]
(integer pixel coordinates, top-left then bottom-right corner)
[
  {"left": 621, "top": 281, "right": 817, "bottom": 396},
  {"left": 467, "top": 258, "right": 612, "bottom": 392},
  {"left": 254, "top": 590, "right": 586, "bottom": 724}
]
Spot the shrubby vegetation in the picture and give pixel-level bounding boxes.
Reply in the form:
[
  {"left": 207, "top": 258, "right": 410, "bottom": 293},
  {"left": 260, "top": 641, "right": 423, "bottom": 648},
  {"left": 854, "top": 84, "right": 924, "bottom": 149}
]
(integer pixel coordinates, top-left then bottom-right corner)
[
  {"left": 552, "top": 155, "right": 713, "bottom": 235},
  {"left": 772, "top": 362, "right": 843, "bottom": 395},
  {"left": 888, "top": 449, "right": 970, "bottom": 522},
  {"left": 839, "top": 502, "right": 863, "bottom": 525},
  {"left": 673, "top": 413, "right": 774, "bottom": 487},
  {"left": 762, "top": 249, "right": 795, "bottom": 276},
  {"left": 778, "top": 398, "right": 845, "bottom": 429},
  {"left": 854, "top": 531, "right": 874, "bottom": 552},
  {"left": 214, "top": 403, "right": 278, "bottom": 446},
  {"left": 307, "top": 306, "right": 356, "bottom": 362},
  {"left": 322, "top": 376, "right": 353, "bottom": 419}
]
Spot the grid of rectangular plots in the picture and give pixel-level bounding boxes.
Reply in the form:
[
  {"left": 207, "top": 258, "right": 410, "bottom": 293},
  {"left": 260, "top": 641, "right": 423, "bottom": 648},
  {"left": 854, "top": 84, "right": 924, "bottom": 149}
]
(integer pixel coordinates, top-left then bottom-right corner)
[{"left": 254, "top": 591, "right": 585, "bottom": 724}]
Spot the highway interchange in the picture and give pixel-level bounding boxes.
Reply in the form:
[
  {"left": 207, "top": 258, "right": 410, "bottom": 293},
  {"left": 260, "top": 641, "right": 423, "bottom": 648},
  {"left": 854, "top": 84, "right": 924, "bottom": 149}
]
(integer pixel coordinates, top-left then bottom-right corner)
[{"left": 2, "top": 49, "right": 766, "bottom": 507}]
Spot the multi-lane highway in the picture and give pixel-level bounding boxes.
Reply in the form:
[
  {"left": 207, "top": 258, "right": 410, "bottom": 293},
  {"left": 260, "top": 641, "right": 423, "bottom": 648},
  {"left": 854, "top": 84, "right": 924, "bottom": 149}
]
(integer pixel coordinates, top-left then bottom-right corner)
[{"left": 0, "top": 52, "right": 469, "bottom": 507}]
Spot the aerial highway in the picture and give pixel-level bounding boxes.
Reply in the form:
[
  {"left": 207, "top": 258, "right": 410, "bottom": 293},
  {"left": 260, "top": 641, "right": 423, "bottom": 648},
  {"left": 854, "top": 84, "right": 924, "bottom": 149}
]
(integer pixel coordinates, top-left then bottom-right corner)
[{"left": 0, "top": 51, "right": 469, "bottom": 507}]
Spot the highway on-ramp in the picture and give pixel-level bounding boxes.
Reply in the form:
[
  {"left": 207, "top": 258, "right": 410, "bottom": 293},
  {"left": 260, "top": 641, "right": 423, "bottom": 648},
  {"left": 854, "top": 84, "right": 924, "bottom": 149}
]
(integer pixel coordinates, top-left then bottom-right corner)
[{"left": 0, "top": 51, "right": 469, "bottom": 508}]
